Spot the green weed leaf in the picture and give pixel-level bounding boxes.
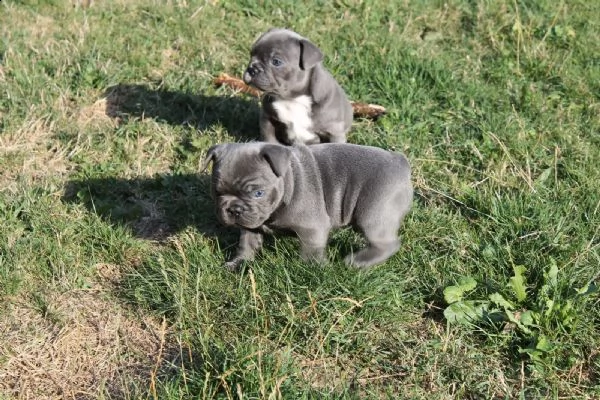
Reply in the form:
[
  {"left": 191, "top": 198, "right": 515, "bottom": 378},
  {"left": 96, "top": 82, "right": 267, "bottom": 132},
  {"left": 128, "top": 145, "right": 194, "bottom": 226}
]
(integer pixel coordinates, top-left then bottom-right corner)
[
  {"left": 489, "top": 292, "right": 514, "bottom": 310},
  {"left": 509, "top": 265, "right": 528, "bottom": 302},
  {"left": 545, "top": 262, "right": 558, "bottom": 288},
  {"left": 505, "top": 310, "right": 532, "bottom": 335},
  {"left": 544, "top": 299, "right": 555, "bottom": 317},
  {"left": 535, "top": 335, "right": 554, "bottom": 352},
  {"left": 520, "top": 310, "right": 537, "bottom": 327},
  {"left": 443, "top": 277, "right": 477, "bottom": 304},
  {"left": 577, "top": 282, "right": 598, "bottom": 297},
  {"left": 444, "top": 300, "right": 488, "bottom": 325}
]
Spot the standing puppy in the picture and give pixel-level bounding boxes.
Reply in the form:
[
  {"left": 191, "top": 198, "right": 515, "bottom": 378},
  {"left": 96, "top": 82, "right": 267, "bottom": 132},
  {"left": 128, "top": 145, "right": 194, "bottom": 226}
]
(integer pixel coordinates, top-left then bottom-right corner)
[
  {"left": 243, "top": 28, "right": 353, "bottom": 145},
  {"left": 202, "top": 142, "right": 413, "bottom": 271}
]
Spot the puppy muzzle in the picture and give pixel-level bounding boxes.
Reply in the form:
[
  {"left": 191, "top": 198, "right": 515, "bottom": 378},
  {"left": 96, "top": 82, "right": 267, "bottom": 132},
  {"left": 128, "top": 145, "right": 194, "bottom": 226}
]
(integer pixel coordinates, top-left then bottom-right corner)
[
  {"left": 244, "top": 63, "right": 260, "bottom": 84},
  {"left": 217, "top": 197, "right": 266, "bottom": 229},
  {"left": 227, "top": 204, "right": 245, "bottom": 217},
  {"left": 217, "top": 200, "right": 246, "bottom": 226}
]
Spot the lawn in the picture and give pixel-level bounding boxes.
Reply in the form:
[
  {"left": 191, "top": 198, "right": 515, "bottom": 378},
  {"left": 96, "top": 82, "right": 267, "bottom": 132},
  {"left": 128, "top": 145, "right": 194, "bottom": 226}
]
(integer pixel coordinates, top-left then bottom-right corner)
[{"left": 0, "top": 0, "right": 599, "bottom": 398}]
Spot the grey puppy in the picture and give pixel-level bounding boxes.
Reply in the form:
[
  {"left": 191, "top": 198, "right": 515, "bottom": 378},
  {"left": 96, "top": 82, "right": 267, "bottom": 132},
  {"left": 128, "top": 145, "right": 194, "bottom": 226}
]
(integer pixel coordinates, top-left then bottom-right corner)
[
  {"left": 202, "top": 142, "right": 413, "bottom": 270},
  {"left": 243, "top": 28, "right": 353, "bottom": 145}
]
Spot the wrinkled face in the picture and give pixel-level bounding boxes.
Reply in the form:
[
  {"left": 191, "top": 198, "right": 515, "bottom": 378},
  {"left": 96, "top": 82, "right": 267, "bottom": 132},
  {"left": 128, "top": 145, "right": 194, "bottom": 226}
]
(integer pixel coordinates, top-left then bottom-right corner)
[
  {"left": 210, "top": 149, "right": 285, "bottom": 229},
  {"left": 243, "top": 29, "right": 321, "bottom": 97}
]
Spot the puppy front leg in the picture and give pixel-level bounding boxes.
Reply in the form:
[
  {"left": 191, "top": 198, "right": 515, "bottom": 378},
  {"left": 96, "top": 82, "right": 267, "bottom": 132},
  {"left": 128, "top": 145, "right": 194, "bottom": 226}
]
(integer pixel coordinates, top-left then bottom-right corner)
[
  {"left": 325, "top": 122, "right": 348, "bottom": 143},
  {"left": 259, "top": 113, "right": 279, "bottom": 143},
  {"left": 328, "top": 133, "right": 347, "bottom": 143},
  {"left": 225, "top": 229, "right": 264, "bottom": 271},
  {"left": 296, "top": 228, "right": 329, "bottom": 263}
]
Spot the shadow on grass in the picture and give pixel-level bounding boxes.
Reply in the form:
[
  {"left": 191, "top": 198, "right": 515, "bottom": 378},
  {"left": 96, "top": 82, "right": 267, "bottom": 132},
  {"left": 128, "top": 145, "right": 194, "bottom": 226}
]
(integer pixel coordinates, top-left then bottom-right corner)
[
  {"left": 62, "top": 173, "right": 238, "bottom": 251},
  {"left": 103, "top": 83, "right": 260, "bottom": 140},
  {"left": 61, "top": 173, "right": 247, "bottom": 398}
]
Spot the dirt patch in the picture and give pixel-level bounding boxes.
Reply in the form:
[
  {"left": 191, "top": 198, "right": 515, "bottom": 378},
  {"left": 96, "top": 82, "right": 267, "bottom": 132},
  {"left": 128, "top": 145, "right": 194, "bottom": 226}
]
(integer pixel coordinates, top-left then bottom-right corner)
[
  {"left": 0, "top": 263, "right": 178, "bottom": 400},
  {"left": 76, "top": 97, "right": 119, "bottom": 129}
]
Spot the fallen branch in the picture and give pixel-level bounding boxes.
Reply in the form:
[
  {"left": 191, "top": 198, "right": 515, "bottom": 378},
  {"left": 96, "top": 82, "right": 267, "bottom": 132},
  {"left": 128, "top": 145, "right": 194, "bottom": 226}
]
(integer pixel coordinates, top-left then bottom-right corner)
[
  {"left": 213, "top": 73, "right": 262, "bottom": 97},
  {"left": 348, "top": 101, "right": 387, "bottom": 120},
  {"left": 213, "top": 73, "right": 386, "bottom": 119}
]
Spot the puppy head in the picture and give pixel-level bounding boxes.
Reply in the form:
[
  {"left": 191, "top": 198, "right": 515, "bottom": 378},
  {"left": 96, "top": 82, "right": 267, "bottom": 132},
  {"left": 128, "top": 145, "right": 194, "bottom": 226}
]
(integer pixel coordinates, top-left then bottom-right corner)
[
  {"left": 202, "top": 142, "right": 292, "bottom": 229},
  {"left": 243, "top": 28, "right": 323, "bottom": 97}
]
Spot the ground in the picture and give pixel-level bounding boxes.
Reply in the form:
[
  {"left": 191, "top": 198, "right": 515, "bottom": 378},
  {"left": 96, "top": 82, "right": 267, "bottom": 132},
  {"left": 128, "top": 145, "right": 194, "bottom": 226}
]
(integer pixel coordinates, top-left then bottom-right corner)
[{"left": 0, "top": 0, "right": 599, "bottom": 399}]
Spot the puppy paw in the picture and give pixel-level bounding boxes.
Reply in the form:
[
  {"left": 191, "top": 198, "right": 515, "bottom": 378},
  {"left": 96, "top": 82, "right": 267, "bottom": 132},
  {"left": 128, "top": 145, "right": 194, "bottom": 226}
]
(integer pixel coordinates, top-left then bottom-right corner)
[
  {"left": 300, "top": 247, "right": 327, "bottom": 264},
  {"left": 224, "top": 258, "right": 243, "bottom": 272},
  {"left": 344, "top": 250, "right": 389, "bottom": 269},
  {"left": 345, "top": 243, "right": 399, "bottom": 269},
  {"left": 344, "top": 254, "right": 373, "bottom": 269}
]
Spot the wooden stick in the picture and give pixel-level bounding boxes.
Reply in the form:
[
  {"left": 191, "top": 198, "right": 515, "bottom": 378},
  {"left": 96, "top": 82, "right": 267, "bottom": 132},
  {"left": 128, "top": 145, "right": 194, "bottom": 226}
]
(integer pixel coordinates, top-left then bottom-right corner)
[
  {"left": 213, "top": 73, "right": 386, "bottom": 119},
  {"left": 213, "top": 73, "right": 262, "bottom": 97}
]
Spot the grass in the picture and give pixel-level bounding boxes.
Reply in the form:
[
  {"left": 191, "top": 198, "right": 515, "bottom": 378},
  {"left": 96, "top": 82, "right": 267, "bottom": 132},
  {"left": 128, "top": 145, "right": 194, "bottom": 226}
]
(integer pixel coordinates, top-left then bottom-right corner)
[{"left": 1, "top": 0, "right": 599, "bottom": 398}]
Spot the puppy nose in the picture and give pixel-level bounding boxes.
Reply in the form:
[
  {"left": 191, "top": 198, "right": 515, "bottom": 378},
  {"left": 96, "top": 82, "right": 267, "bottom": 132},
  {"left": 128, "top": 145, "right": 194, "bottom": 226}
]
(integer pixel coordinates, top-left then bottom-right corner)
[
  {"left": 227, "top": 204, "right": 244, "bottom": 217},
  {"left": 246, "top": 63, "right": 259, "bottom": 78}
]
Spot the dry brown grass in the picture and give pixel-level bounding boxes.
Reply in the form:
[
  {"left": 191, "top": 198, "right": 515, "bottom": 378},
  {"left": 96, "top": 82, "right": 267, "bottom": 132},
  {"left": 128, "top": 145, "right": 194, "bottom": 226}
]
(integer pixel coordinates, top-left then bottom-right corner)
[
  {"left": 0, "top": 263, "right": 177, "bottom": 400},
  {"left": 0, "top": 115, "right": 71, "bottom": 192},
  {"left": 75, "top": 97, "right": 119, "bottom": 130}
]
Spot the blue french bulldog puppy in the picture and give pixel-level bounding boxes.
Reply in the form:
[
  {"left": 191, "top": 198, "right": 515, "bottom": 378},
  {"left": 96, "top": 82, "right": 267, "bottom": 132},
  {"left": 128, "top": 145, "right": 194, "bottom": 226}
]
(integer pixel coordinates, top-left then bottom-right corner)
[
  {"left": 243, "top": 28, "right": 353, "bottom": 145},
  {"left": 202, "top": 142, "right": 413, "bottom": 271}
]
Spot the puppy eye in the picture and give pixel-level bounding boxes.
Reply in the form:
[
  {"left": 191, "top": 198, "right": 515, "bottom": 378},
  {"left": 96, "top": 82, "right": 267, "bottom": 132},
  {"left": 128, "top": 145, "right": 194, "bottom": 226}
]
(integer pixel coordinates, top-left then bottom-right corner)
[
  {"left": 253, "top": 190, "right": 265, "bottom": 198},
  {"left": 271, "top": 58, "right": 284, "bottom": 67}
]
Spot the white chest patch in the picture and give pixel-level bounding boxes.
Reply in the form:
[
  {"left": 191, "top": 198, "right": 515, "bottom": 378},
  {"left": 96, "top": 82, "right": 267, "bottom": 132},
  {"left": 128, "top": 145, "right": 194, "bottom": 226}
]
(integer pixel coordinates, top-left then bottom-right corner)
[{"left": 272, "top": 95, "right": 318, "bottom": 143}]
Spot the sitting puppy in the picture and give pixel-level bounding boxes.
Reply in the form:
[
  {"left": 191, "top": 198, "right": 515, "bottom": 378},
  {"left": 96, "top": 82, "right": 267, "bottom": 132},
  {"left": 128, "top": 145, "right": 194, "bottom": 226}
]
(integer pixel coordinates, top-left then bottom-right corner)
[
  {"left": 202, "top": 142, "right": 413, "bottom": 270},
  {"left": 243, "top": 28, "right": 353, "bottom": 145}
]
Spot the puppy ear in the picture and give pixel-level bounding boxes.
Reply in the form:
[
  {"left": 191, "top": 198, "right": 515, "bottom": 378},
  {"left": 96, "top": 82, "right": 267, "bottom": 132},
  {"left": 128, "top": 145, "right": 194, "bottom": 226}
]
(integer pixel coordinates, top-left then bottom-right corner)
[
  {"left": 299, "top": 39, "right": 323, "bottom": 70},
  {"left": 201, "top": 144, "right": 221, "bottom": 172},
  {"left": 259, "top": 144, "right": 291, "bottom": 177}
]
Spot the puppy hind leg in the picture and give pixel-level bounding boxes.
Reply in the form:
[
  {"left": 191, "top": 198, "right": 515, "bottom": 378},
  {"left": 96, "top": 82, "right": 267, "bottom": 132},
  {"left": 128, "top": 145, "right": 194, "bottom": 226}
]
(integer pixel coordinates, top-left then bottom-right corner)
[
  {"left": 345, "top": 185, "right": 413, "bottom": 268},
  {"left": 344, "top": 239, "right": 400, "bottom": 269},
  {"left": 344, "top": 220, "right": 401, "bottom": 269}
]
